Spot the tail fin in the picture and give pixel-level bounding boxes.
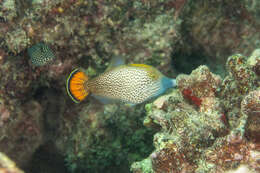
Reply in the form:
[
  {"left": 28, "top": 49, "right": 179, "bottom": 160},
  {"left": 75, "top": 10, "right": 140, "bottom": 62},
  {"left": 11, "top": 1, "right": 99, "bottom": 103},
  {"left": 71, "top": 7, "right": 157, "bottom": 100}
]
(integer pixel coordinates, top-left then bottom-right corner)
[{"left": 66, "top": 69, "right": 89, "bottom": 103}]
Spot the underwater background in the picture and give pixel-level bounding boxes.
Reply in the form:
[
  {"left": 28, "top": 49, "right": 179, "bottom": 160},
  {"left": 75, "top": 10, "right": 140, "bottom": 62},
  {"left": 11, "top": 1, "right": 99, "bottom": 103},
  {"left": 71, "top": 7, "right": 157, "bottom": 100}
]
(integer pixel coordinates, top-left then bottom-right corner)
[{"left": 0, "top": 0, "right": 259, "bottom": 173}]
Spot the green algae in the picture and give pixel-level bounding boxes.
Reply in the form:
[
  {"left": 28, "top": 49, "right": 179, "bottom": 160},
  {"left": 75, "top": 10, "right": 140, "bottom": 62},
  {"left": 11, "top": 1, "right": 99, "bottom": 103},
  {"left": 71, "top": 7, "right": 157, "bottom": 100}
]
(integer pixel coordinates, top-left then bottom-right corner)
[
  {"left": 131, "top": 158, "right": 154, "bottom": 173},
  {"left": 64, "top": 103, "right": 155, "bottom": 173}
]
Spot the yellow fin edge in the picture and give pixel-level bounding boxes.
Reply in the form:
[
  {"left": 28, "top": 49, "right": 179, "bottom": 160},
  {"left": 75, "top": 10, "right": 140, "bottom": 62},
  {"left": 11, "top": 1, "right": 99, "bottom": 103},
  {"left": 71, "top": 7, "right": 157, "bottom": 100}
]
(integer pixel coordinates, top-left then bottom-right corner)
[
  {"left": 129, "top": 64, "right": 152, "bottom": 68},
  {"left": 129, "top": 64, "right": 160, "bottom": 80}
]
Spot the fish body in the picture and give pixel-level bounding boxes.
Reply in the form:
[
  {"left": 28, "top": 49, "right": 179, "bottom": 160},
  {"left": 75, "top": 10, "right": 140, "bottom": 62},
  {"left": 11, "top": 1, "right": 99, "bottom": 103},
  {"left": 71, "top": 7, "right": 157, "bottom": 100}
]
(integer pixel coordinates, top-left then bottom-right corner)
[
  {"left": 66, "top": 62, "right": 176, "bottom": 105},
  {"left": 28, "top": 42, "right": 55, "bottom": 66}
]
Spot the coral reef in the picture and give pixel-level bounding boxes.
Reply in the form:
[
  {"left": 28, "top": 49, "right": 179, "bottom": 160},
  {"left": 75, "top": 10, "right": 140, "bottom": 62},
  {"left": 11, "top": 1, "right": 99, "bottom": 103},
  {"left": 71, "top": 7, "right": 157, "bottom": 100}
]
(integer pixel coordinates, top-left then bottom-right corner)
[
  {"left": 0, "top": 152, "right": 24, "bottom": 173},
  {"left": 0, "top": 56, "right": 34, "bottom": 102},
  {"left": 220, "top": 53, "right": 259, "bottom": 131},
  {"left": 0, "top": 0, "right": 17, "bottom": 22},
  {"left": 0, "top": 100, "right": 44, "bottom": 167},
  {"left": 5, "top": 28, "right": 30, "bottom": 54},
  {"left": 242, "top": 90, "right": 260, "bottom": 143},
  {"left": 0, "top": 1, "right": 181, "bottom": 172},
  {"left": 202, "top": 134, "right": 260, "bottom": 172},
  {"left": 131, "top": 49, "right": 259, "bottom": 173},
  {"left": 0, "top": 0, "right": 260, "bottom": 173},
  {"left": 247, "top": 49, "right": 260, "bottom": 78},
  {"left": 1, "top": 0, "right": 180, "bottom": 75},
  {"left": 180, "top": 0, "right": 260, "bottom": 73},
  {"left": 58, "top": 102, "right": 155, "bottom": 173}
]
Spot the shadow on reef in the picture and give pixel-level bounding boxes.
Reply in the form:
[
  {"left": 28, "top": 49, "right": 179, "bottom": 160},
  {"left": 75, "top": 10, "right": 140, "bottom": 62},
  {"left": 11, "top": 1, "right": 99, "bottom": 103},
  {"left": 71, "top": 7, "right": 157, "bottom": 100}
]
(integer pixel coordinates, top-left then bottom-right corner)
[
  {"left": 64, "top": 103, "right": 157, "bottom": 173},
  {"left": 24, "top": 144, "right": 70, "bottom": 173},
  {"left": 171, "top": 45, "right": 208, "bottom": 75},
  {"left": 24, "top": 86, "right": 157, "bottom": 173}
]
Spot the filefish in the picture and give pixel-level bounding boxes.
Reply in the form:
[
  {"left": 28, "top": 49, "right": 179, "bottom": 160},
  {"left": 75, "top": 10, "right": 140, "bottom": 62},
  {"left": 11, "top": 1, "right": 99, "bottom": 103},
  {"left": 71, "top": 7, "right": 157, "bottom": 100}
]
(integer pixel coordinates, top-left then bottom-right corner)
[
  {"left": 66, "top": 58, "right": 176, "bottom": 105},
  {"left": 28, "top": 42, "right": 55, "bottom": 66}
]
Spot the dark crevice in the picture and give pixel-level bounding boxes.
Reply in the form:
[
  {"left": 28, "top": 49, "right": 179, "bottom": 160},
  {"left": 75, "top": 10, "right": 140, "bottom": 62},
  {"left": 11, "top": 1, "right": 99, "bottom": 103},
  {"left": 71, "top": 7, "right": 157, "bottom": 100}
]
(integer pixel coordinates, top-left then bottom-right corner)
[{"left": 24, "top": 144, "right": 70, "bottom": 173}]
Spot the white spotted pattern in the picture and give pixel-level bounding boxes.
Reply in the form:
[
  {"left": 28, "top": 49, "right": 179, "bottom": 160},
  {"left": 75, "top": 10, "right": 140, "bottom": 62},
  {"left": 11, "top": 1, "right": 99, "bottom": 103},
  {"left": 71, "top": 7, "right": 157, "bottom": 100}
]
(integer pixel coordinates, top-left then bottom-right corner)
[{"left": 88, "top": 65, "right": 162, "bottom": 104}]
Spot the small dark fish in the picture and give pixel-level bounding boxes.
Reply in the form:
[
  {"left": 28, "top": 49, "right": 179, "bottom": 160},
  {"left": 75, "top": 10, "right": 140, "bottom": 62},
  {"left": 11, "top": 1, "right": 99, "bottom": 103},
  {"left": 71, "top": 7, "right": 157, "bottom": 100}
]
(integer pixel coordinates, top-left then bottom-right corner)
[{"left": 28, "top": 43, "right": 55, "bottom": 66}]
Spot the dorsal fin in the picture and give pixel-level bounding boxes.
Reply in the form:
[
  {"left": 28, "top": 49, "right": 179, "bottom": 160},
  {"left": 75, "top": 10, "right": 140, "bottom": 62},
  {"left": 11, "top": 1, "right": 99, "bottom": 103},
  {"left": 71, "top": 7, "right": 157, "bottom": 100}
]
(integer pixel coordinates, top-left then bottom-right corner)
[{"left": 105, "top": 56, "right": 125, "bottom": 71}]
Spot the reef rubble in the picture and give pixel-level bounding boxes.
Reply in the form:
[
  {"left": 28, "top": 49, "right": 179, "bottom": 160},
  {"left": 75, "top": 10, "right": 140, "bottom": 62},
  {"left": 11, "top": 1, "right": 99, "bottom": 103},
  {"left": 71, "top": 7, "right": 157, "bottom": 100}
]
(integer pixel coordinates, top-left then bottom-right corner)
[{"left": 131, "top": 49, "right": 260, "bottom": 173}]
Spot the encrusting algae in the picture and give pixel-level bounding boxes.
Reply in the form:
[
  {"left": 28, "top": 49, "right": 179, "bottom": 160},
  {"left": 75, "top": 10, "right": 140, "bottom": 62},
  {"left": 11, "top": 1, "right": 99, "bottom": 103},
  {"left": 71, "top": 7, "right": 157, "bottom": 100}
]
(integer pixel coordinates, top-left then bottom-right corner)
[{"left": 66, "top": 58, "right": 176, "bottom": 105}]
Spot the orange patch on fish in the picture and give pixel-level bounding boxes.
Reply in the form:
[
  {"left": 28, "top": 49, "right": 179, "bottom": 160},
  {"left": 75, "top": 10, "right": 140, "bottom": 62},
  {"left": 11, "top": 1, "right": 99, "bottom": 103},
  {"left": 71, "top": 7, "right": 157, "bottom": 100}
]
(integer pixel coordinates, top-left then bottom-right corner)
[{"left": 66, "top": 69, "right": 89, "bottom": 103}]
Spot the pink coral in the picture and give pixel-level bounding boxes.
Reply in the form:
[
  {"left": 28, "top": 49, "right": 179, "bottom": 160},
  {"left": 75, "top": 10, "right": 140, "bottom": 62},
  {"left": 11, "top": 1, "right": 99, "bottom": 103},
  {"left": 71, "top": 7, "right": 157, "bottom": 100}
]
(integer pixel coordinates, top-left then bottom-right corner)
[
  {"left": 177, "top": 66, "right": 221, "bottom": 107},
  {"left": 151, "top": 144, "right": 195, "bottom": 173},
  {"left": 241, "top": 89, "right": 260, "bottom": 143},
  {"left": 182, "top": 88, "right": 202, "bottom": 107},
  {"left": 205, "top": 134, "right": 260, "bottom": 172}
]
